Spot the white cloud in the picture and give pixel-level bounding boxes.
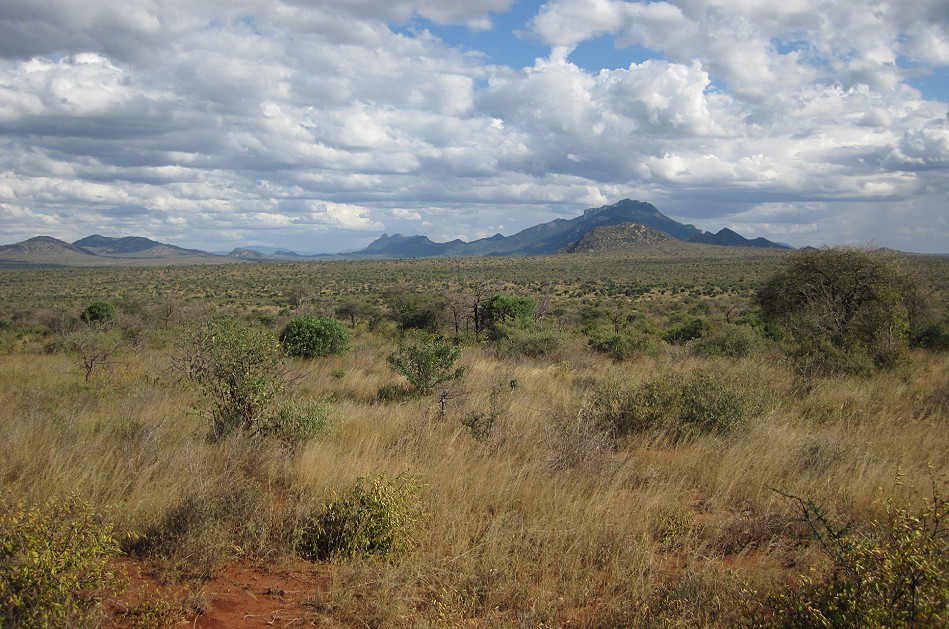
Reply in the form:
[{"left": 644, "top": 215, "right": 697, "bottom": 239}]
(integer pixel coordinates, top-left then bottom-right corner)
[{"left": 0, "top": 0, "right": 946, "bottom": 252}]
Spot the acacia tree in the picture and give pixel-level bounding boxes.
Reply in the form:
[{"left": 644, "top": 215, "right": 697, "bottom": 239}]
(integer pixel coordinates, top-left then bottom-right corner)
[
  {"left": 756, "top": 247, "right": 920, "bottom": 375},
  {"left": 386, "top": 332, "right": 466, "bottom": 395}
]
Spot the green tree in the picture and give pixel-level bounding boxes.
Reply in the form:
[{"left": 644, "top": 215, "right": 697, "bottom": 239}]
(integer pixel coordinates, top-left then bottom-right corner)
[
  {"left": 279, "top": 315, "right": 350, "bottom": 359},
  {"left": 383, "top": 288, "right": 446, "bottom": 332},
  {"left": 756, "top": 247, "right": 918, "bottom": 375},
  {"left": 386, "top": 332, "right": 466, "bottom": 395},
  {"left": 79, "top": 300, "right": 116, "bottom": 327},
  {"left": 175, "top": 315, "right": 284, "bottom": 438},
  {"left": 478, "top": 294, "right": 536, "bottom": 334}
]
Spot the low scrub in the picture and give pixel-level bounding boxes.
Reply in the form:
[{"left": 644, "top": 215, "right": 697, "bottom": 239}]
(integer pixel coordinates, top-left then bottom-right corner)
[
  {"left": 258, "top": 398, "right": 334, "bottom": 445},
  {"left": 493, "top": 320, "right": 569, "bottom": 359},
  {"left": 754, "top": 483, "right": 949, "bottom": 627},
  {"left": 296, "top": 475, "right": 420, "bottom": 562},
  {"left": 688, "top": 323, "right": 769, "bottom": 359},
  {"left": 592, "top": 368, "right": 769, "bottom": 442},
  {"left": 0, "top": 494, "right": 123, "bottom": 628},
  {"left": 587, "top": 327, "right": 662, "bottom": 361}
]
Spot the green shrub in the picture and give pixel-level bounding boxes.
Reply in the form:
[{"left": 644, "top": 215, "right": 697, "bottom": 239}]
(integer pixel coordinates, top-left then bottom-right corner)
[
  {"left": 493, "top": 320, "right": 568, "bottom": 358},
  {"left": 663, "top": 315, "right": 709, "bottom": 344},
  {"left": 79, "top": 300, "right": 116, "bottom": 326},
  {"left": 910, "top": 322, "right": 949, "bottom": 350},
  {"left": 688, "top": 324, "right": 767, "bottom": 359},
  {"left": 279, "top": 315, "right": 350, "bottom": 359},
  {"left": 386, "top": 332, "right": 465, "bottom": 395},
  {"left": 757, "top": 486, "right": 949, "bottom": 627},
  {"left": 296, "top": 476, "right": 419, "bottom": 561},
  {"left": 587, "top": 327, "right": 662, "bottom": 361},
  {"left": 756, "top": 247, "right": 919, "bottom": 375},
  {"left": 175, "top": 315, "right": 284, "bottom": 439},
  {"left": 593, "top": 369, "right": 766, "bottom": 442},
  {"left": 0, "top": 494, "right": 123, "bottom": 627},
  {"left": 258, "top": 398, "right": 333, "bottom": 445},
  {"left": 478, "top": 294, "right": 536, "bottom": 334}
]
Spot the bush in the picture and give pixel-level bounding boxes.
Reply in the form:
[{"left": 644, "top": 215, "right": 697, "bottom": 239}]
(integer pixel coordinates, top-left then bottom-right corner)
[
  {"left": 0, "top": 494, "right": 123, "bottom": 627},
  {"left": 688, "top": 324, "right": 767, "bottom": 359},
  {"left": 493, "top": 320, "right": 568, "bottom": 358},
  {"left": 386, "top": 332, "right": 466, "bottom": 395},
  {"left": 593, "top": 369, "right": 767, "bottom": 442},
  {"left": 79, "top": 300, "right": 116, "bottom": 326},
  {"left": 279, "top": 315, "right": 350, "bottom": 359},
  {"left": 175, "top": 315, "right": 284, "bottom": 439},
  {"left": 258, "top": 398, "right": 333, "bottom": 445},
  {"left": 911, "top": 322, "right": 949, "bottom": 350},
  {"left": 758, "top": 485, "right": 949, "bottom": 627},
  {"left": 756, "top": 247, "right": 919, "bottom": 375},
  {"left": 663, "top": 315, "right": 709, "bottom": 344},
  {"left": 296, "top": 476, "right": 419, "bottom": 561},
  {"left": 587, "top": 327, "right": 662, "bottom": 361},
  {"left": 478, "top": 294, "right": 536, "bottom": 334}
]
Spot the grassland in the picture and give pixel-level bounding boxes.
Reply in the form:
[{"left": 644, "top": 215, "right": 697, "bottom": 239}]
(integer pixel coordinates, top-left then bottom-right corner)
[{"left": 1, "top": 244, "right": 947, "bottom": 627}]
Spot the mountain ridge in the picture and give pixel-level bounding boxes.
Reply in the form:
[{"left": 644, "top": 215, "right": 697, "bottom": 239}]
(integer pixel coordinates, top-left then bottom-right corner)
[{"left": 1, "top": 199, "right": 796, "bottom": 266}]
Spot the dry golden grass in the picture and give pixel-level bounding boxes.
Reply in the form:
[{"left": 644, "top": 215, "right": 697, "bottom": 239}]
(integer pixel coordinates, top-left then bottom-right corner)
[{"left": 1, "top": 258, "right": 946, "bottom": 627}]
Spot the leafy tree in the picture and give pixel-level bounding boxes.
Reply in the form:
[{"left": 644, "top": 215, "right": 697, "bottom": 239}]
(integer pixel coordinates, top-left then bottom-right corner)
[
  {"left": 279, "top": 315, "right": 350, "bottom": 359},
  {"left": 175, "top": 315, "right": 284, "bottom": 438},
  {"left": 756, "top": 247, "right": 919, "bottom": 375},
  {"left": 386, "top": 332, "right": 466, "bottom": 395},
  {"left": 383, "top": 288, "right": 446, "bottom": 332},
  {"left": 79, "top": 300, "right": 116, "bottom": 327},
  {"left": 478, "top": 294, "right": 536, "bottom": 334}
]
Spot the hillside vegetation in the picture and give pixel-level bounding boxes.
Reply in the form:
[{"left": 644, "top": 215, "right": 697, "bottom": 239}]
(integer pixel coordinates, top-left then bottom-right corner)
[{"left": 1, "top": 246, "right": 947, "bottom": 627}]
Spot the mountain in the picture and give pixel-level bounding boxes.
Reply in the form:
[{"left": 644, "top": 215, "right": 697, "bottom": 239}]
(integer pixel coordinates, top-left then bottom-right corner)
[
  {"left": 361, "top": 233, "right": 466, "bottom": 257},
  {"left": 359, "top": 199, "right": 703, "bottom": 258},
  {"left": 73, "top": 235, "right": 213, "bottom": 258},
  {"left": 688, "top": 228, "right": 791, "bottom": 249},
  {"left": 561, "top": 222, "right": 674, "bottom": 253},
  {"left": 0, "top": 236, "right": 103, "bottom": 267}
]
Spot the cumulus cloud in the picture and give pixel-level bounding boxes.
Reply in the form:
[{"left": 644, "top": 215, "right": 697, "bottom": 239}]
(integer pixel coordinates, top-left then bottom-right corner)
[{"left": 0, "top": 0, "right": 946, "bottom": 252}]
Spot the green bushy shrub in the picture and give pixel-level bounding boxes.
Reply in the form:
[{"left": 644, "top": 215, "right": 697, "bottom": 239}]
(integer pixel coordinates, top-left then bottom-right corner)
[
  {"left": 387, "top": 332, "right": 465, "bottom": 395},
  {"left": 587, "top": 327, "right": 662, "bottom": 361},
  {"left": 279, "top": 315, "right": 350, "bottom": 359},
  {"left": 593, "top": 369, "right": 767, "bottom": 442},
  {"left": 175, "top": 315, "right": 284, "bottom": 438},
  {"left": 756, "top": 247, "right": 919, "bottom": 375},
  {"left": 296, "top": 476, "right": 419, "bottom": 561},
  {"left": 911, "top": 322, "right": 949, "bottom": 350},
  {"left": 478, "top": 294, "right": 536, "bottom": 334},
  {"left": 79, "top": 300, "right": 116, "bottom": 326},
  {"left": 1, "top": 494, "right": 123, "bottom": 627},
  {"left": 663, "top": 315, "right": 709, "bottom": 344},
  {"left": 493, "top": 320, "right": 568, "bottom": 358},
  {"left": 688, "top": 324, "right": 768, "bottom": 359}
]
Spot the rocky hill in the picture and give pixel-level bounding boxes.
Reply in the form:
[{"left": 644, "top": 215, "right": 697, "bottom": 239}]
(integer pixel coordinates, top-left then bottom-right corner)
[{"left": 561, "top": 222, "right": 673, "bottom": 253}]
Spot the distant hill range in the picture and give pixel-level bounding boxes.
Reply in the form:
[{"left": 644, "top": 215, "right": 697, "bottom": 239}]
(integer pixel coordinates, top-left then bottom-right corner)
[
  {"left": 0, "top": 199, "right": 791, "bottom": 266},
  {"left": 688, "top": 227, "right": 790, "bottom": 249},
  {"left": 359, "top": 199, "right": 789, "bottom": 257},
  {"left": 74, "top": 235, "right": 213, "bottom": 258}
]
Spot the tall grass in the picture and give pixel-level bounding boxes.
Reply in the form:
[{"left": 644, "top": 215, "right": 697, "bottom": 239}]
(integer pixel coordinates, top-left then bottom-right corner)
[{"left": 1, "top": 295, "right": 946, "bottom": 625}]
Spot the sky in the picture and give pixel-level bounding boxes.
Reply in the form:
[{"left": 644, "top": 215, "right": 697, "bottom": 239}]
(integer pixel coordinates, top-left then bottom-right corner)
[{"left": 1, "top": 0, "right": 948, "bottom": 254}]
